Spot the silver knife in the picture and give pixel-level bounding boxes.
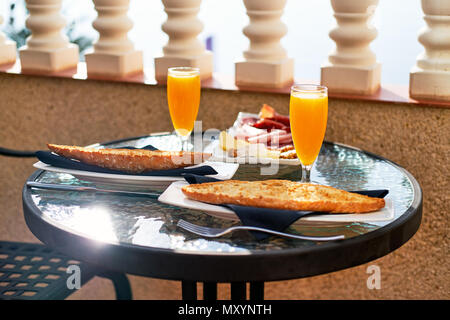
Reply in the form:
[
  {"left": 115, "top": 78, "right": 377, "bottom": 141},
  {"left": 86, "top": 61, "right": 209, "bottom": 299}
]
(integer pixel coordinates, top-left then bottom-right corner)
[{"left": 26, "top": 181, "right": 160, "bottom": 198}]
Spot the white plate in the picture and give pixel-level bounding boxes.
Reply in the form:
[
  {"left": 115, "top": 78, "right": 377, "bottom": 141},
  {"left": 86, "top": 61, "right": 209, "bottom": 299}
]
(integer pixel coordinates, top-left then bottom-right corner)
[
  {"left": 204, "top": 139, "right": 301, "bottom": 166},
  {"left": 158, "top": 181, "right": 395, "bottom": 224},
  {"left": 33, "top": 161, "right": 239, "bottom": 188},
  {"left": 204, "top": 111, "right": 301, "bottom": 166}
]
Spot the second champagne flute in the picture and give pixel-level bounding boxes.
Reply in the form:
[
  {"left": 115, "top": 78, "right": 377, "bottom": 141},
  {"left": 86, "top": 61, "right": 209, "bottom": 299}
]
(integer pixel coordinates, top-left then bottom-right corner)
[
  {"left": 289, "top": 84, "right": 328, "bottom": 183},
  {"left": 167, "top": 67, "right": 201, "bottom": 151}
]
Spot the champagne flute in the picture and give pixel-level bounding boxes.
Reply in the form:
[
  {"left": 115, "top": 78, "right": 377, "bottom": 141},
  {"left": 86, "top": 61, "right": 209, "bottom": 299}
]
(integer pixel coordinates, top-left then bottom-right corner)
[
  {"left": 289, "top": 84, "right": 328, "bottom": 183},
  {"left": 167, "top": 67, "right": 201, "bottom": 151}
]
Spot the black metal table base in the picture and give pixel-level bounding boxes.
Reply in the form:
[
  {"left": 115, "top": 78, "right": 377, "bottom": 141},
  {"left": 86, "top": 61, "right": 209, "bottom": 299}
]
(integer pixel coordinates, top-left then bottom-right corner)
[
  {"left": 182, "top": 281, "right": 264, "bottom": 301},
  {"left": 203, "top": 282, "right": 217, "bottom": 301}
]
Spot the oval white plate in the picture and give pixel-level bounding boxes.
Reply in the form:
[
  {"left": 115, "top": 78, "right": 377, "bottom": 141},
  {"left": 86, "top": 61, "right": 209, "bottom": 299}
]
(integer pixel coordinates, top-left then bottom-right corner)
[
  {"left": 204, "top": 139, "right": 301, "bottom": 166},
  {"left": 33, "top": 161, "right": 239, "bottom": 188},
  {"left": 158, "top": 181, "right": 395, "bottom": 224}
]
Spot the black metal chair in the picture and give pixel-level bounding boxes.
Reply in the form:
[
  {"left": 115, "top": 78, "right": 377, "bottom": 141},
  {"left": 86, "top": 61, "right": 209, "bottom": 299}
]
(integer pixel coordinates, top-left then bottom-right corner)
[
  {"left": 0, "top": 147, "right": 37, "bottom": 158},
  {"left": 0, "top": 241, "right": 132, "bottom": 300},
  {"left": 0, "top": 148, "right": 132, "bottom": 299}
]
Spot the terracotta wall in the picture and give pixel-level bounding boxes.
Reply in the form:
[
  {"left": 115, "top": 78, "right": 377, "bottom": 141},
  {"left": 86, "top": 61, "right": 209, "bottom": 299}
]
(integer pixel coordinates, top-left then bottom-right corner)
[{"left": 0, "top": 72, "right": 448, "bottom": 299}]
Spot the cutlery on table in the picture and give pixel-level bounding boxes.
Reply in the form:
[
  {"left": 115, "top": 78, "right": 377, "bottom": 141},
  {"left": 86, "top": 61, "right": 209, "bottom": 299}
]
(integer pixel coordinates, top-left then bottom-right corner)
[
  {"left": 26, "top": 181, "right": 160, "bottom": 198},
  {"left": 177, "top": 219, "right": 345, "bottom": 241}
]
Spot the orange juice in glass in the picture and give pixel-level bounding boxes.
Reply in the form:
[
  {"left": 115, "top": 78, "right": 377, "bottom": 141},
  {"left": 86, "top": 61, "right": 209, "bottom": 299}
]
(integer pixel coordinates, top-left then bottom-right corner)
[
  {"left": 289, "top": 84, "right": 328, "bottom": 183},
  {"left": 167, "top": 67, "right": 201, "bottom": 150}
]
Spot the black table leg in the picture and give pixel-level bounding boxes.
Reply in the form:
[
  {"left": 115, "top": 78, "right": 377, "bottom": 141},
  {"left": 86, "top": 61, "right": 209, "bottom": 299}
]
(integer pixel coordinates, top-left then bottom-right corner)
[
  {"left": 182, "top": 281, "right": 197, "bottom": 300},
  {"left": 203, "top": 282, "right": 217, "bottom": 301},
  {"left": 249, "top": 282, "right": 264, "bottom": 300},
  {"left": 230, "top": 282, "right": 246, "bottom": 300},
  {"left": 95, "top": 270, "right": 132, "bottom": 300}
]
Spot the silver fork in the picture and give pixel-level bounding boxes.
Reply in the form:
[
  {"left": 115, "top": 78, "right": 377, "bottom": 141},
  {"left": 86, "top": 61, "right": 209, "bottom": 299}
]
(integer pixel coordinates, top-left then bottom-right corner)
[{"left": 177, "top": 219, "right": 345, "bottom": 241}]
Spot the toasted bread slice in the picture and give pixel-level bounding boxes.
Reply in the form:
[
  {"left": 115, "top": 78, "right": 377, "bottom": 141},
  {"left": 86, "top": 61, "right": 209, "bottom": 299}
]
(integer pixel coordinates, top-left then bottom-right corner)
[
  {"left": 182, "top": 180, "right": 385, "bottom": 214},
  {"left": 47, "top": 144, "right": 211, "bottom": 173}
]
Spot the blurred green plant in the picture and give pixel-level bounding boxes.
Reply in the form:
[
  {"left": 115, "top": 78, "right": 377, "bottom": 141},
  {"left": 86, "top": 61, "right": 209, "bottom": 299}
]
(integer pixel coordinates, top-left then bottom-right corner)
[
  {"left": 4, "top": 2, "right": 30, "bottom": 48},
  {"left": 3, "top": 0, "right": 93, "bottom": 60}
]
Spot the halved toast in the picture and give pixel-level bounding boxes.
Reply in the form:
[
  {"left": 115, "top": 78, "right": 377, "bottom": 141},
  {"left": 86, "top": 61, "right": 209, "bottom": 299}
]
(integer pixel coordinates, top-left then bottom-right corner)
[
  {"left": 47, "top": 144, "right": 211, "bottom": 173},
  {"left": 182, "top": 180, "right": 385, "bottom": 213}
]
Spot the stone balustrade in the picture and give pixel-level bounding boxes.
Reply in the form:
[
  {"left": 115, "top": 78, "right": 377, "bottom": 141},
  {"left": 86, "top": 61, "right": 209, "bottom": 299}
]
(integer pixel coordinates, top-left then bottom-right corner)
[
  {"left": 235, "top": 0, "right": 293, "bottom": 88},
  {"left": 85, "top": 0, "right": 143, "bottom": 78},
  {"left": 410, "top": 0, "right": 450, "bottom": 102},
  {"left": 321, "top": 0, "right": 381, "bottom": 95},
  {"left": 154, "top": 0, "right": 213, "bottom": 82},
  {"left": 19, "top": 0, "right": 79, "bottom": 72},
  {"left": 0, "top": 0, "right": 448, "bottom": 102}
]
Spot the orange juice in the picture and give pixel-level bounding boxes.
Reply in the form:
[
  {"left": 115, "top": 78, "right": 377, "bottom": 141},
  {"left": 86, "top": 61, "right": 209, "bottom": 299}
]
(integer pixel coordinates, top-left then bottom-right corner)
[
  {"left": 167, "top": 70, "right": 200, "bottom": 137},
  {"left": 290, "top": 91, "right": 328, "bottom": 166}
]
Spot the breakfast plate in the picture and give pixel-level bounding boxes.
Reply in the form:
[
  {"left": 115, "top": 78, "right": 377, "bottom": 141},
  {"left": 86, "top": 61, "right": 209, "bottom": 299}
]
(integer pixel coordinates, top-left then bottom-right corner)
[
  {"left": 204, "top": 139, "right": 300, "bottom": 166},
  {"left": 158, "top": 181, "right": 395, "bottom": 224},
  {"left": 33, "top": 161, "right": 240, "bottom": 188},
  {"left": 204, "top": 110, "right": 301, "bottom": 166}
]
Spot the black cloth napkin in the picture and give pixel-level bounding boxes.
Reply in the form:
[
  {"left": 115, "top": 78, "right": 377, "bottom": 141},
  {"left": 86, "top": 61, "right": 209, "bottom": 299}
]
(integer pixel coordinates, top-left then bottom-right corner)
[
  {"left": 36, "top": 145, "right": 218, "bottom": 177},
  {"left": 183, "top": 174, "right": 389, "bottom": 240}
]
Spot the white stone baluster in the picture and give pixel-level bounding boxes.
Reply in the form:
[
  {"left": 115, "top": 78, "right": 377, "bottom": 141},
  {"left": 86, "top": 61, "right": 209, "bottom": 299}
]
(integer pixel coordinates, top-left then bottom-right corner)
[
  {"left": 235, "top": 0, "right": 293, "bottom": 88},
  {"left": 321, "top": 0, "right": 381, "bottom": 95},
  {"left": 410, "top": 0, "right": 450, "bottom": 102},
  {"left": 0, "top": 12, "right": 16, "bottom": 65},
  {"left": 19, "top": 0, "right": 78, "bottom": 72},
  {"left": 85, "top": 0, "right": 143, "bottom": 78},
  {"left": 154, "top": 0, "right": 213, "bottom": 82}
]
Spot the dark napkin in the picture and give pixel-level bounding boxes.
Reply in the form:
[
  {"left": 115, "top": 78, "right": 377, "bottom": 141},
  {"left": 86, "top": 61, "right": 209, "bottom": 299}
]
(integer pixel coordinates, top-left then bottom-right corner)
[
  {"left": 183, "top": 174, "right": 389, "bottom": 240},
  {"left": 36, "top": 145, "right": 217, "bottom": 177}
]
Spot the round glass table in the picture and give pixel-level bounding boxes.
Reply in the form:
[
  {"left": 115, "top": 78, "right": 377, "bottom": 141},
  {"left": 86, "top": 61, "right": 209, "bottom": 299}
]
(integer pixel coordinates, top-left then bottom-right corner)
[{"left": 22, "top": 133, "right": 422, "bottom": 300}]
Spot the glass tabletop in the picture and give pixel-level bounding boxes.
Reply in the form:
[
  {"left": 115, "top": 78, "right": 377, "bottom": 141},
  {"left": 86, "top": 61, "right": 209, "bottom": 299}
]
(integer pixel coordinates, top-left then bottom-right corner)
[{"left": 29, "top": 133, "right": 416, "bottom": 254}]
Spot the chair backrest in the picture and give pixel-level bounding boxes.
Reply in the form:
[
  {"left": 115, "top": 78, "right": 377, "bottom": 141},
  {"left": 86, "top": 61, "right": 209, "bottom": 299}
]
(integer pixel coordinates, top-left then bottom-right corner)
[{"left": 0, "top": 241, "right": 94, "bottom": 300}]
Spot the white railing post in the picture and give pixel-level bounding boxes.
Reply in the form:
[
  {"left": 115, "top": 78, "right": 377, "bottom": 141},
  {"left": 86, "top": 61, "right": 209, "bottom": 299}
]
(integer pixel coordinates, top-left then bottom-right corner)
[
  {"left": 235, "top": 0, "right": 293, "bottom": 88},
  {"left": 0, "top": 12, "right": 16, "bottom": 65},
  {"left": 410, "top": 0, "right": 450, "bottom": 102},
  {"left": 19, "top": 0, "right": 78, "bottom": 72},
  {"left": 155, "top": 0, "right": 213, "bottom": 82},
  {"left": 85, "top": 0, "right": 143, "bottom": 78},
  {"left": 321, "top": 0, "right": 381, "bottom": 95}
]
